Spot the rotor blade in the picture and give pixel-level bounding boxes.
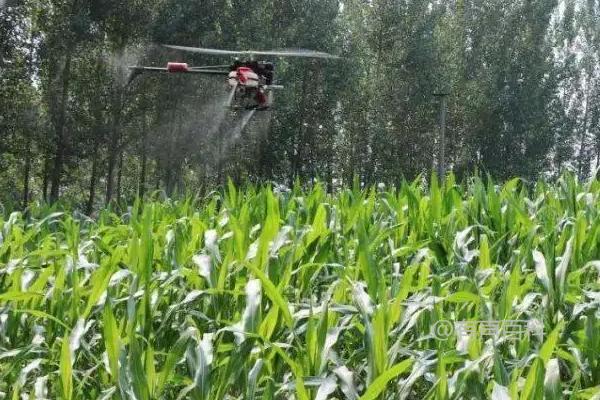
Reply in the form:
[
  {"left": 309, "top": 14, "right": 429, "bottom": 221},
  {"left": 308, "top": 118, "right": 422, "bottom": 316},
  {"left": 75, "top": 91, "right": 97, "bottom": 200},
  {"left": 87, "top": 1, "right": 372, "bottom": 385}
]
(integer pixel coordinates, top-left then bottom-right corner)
[
  {"left": 247, "top": 49, "right": 340, "bottom": 59},
  {"left": 163, "top": 45, "right": 242, "bottom": 56},
  {"left": 163, "top": 44, "right": 339, "bottom": 59}
]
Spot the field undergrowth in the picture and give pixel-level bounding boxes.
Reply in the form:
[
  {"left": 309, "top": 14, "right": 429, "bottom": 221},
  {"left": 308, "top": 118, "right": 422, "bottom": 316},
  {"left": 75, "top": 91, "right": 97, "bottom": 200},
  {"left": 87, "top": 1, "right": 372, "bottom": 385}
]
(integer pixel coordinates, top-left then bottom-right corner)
[{"left": 0, "top": 174, "right": 599, "bottom": 399}]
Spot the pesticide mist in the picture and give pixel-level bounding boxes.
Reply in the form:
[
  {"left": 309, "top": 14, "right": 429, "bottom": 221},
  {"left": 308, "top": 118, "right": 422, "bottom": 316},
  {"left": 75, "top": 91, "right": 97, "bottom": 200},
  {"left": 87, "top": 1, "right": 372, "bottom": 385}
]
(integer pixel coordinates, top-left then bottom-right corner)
[{"left": 230, "top": 109, "right": 256, "bottom": 141}]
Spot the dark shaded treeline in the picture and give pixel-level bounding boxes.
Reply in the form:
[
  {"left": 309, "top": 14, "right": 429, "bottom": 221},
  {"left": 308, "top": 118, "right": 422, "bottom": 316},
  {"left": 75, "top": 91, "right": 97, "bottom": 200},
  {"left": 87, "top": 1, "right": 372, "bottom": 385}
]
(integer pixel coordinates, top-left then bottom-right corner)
[{"left": 0, "top": 0, "right": 599, "bottom": 210}]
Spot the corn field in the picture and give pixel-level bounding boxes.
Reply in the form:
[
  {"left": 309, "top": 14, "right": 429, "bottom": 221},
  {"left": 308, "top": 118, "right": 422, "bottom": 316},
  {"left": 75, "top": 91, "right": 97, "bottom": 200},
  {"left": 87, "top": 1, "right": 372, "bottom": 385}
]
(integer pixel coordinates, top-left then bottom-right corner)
[{"left": 0, "top": 174, "right": 599, "bottom": 399}]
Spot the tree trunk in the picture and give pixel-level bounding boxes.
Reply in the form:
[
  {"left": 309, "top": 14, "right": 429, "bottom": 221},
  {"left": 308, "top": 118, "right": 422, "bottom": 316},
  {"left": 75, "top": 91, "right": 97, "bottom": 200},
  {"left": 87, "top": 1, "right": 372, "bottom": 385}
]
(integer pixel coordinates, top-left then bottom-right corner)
[
  {"left": 164, "top": 99, "right": 180, "bottom": 195},
  {"left": 596, "top": 141, "right": 600, "bottom": 172},
  {"left": 105, "top": 117, "right": 121, "bottom": 204},
  {"left": 155, "top": 166, "right": 161, "bottom": 191},
  {"left": 165, "top": 132, "right": 175, "bottom": 196},
  {"left": 42, "top": 156, "right": 50, "bottom": 202},
  {"left": 49, "top": 51, "right": 73, "bottom": 203},
  {"left": 105, "top": 68, "right": 129, "bottom": 205},
  {"left": 291, "top": 69, "right": 310, "bottom": 183},
  {"left": 577, "top": 81, "right": 591, "bottom": 178},
  {"left": 595, "top": 145, "right": 599, "bottom": 175},
  {"left": 22, "top": 133, "right": 32, "bottom": 209},
  {"left": 22, "top": 28, "right": 35, "bottom": 210},
  {"left": 139, "top": 127, "right": 148, "bottom": 199},
  {"left": 86, "top": 151, "right": 98, "bottom": 215},
  {"left": 116, "top": 150, "right": 124, "bottom": 202}
]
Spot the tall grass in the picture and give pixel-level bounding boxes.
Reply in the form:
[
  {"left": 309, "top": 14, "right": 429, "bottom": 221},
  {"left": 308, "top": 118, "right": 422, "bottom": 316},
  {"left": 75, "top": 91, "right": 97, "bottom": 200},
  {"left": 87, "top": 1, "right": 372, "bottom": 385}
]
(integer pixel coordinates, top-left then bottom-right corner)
[{"left": 0, "top": 173, "right": 598, "bottom": 399}]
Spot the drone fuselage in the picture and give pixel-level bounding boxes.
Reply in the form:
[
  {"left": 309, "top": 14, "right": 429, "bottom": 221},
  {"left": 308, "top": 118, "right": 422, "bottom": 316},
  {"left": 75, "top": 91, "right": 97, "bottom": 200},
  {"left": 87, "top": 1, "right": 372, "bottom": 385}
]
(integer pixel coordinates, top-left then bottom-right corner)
[
  {"left": 228, "top": 67, "right": 260, "bottom": 88},
  {"left": 224, "top": 61, "right": 278, "bottom": 110},
  {"left": 228, "top": 61, "right": 274, "bottom": 86}
]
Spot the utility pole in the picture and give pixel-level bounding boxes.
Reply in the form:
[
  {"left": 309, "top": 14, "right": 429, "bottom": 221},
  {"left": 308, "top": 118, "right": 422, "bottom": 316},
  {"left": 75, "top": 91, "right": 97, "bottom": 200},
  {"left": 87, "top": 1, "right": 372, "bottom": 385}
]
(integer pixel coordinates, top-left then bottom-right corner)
[{"left": 433, "top": 92, "right": 449, "bottom": 178}]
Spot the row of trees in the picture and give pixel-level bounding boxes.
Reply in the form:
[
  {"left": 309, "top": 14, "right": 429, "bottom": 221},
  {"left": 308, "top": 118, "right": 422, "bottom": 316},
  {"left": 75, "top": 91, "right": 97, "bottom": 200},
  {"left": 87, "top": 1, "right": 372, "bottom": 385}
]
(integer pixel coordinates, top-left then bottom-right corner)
[{"left": 1, "top": 0, "right": 599, "bottom": 210}]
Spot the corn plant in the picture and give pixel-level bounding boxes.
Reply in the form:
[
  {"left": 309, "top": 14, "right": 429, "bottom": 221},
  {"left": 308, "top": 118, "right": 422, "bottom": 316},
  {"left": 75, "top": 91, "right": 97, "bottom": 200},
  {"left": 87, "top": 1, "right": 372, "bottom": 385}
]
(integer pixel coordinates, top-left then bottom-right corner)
[{"left": 0, "top": 173, "right": 598, "bottom": 399}]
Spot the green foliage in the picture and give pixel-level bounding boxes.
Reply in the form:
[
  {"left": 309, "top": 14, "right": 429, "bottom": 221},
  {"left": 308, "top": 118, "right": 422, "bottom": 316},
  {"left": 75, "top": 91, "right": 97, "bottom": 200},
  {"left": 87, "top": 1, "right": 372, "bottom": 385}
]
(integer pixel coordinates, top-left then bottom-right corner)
[
  {"left": 0, "top": 174, "right": 598, "bottom": 399},
  {"left": 2, "top": 0, "right": 600, "bottom": 207}
]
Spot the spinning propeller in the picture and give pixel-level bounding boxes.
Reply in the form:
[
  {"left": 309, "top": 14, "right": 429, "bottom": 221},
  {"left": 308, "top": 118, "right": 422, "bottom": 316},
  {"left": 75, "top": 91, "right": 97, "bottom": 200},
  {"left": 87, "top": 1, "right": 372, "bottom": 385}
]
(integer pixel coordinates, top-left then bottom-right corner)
[
  {"left": 128, "top": 44, "right": 339, "bottom": 82},
  {"left": 163, "top": 45, "right": 340, "bottom": 59}
]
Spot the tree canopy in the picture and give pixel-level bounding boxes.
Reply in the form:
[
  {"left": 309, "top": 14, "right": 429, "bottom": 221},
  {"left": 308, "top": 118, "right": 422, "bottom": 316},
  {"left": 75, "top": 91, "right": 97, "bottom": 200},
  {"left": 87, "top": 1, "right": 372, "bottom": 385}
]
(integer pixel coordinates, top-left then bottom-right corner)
[{"left": 0, "top": 0, "right": 599, "bottom": 209}]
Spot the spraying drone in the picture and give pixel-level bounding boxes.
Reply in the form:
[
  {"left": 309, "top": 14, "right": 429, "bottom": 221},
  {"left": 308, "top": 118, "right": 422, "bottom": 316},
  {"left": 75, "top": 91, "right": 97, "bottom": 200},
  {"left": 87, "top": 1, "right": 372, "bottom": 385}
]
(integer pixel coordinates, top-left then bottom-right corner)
[{"left": 129, "top": 45, "right": 339, "bottom": 111}]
